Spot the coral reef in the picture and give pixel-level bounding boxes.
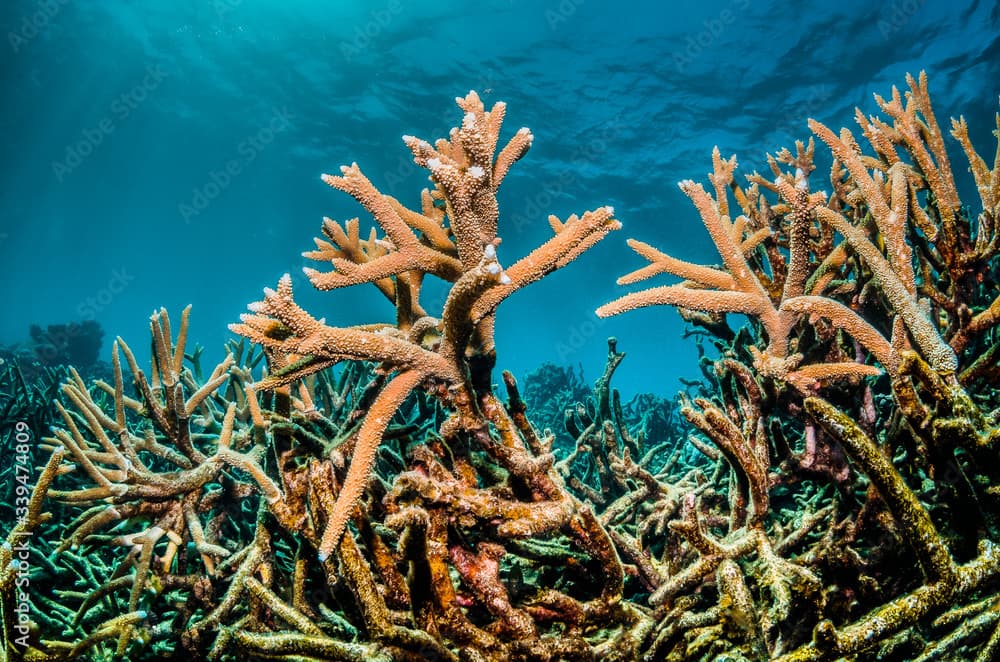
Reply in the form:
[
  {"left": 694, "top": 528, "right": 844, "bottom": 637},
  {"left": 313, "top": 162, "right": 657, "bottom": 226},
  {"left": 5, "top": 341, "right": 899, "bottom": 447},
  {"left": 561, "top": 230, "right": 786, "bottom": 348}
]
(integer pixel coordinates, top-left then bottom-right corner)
[
  {"left": 3, "top": 73, "right": 1000, "bottom": 661},
  {"left": 1, "top": 320, "right": 109, "bottom": 386},
  {"left": 0, "top": 361, "right": 66, "bottom": 536},
  {"left": 3, "top": 92, "right": 633, "bottom": 661},
  {"left": 597, "top": 71, "right": 1000, "bottom": 659},
  {"left": 29, "top": 321, "right": 105, "bottom": 370}
]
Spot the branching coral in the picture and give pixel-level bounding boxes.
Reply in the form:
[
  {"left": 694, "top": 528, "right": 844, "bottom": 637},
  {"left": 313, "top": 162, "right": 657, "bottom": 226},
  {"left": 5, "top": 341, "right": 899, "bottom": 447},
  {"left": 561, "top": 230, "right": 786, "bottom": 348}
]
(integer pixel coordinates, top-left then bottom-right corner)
[
  {"left": 6, "top": 74, "right": 1000, "bottom": 662},
  {"left": 598, "top": 72, "right": 1000, "bottom": 659},
  {"left": 219, "top": 90, "right": 634, "bottom": 658},
  {"left": 231, "top": 91, "right": 620, "bottom": 563},
  {"left": 2, "top": 91, "right": 638, "bottom": 661}
]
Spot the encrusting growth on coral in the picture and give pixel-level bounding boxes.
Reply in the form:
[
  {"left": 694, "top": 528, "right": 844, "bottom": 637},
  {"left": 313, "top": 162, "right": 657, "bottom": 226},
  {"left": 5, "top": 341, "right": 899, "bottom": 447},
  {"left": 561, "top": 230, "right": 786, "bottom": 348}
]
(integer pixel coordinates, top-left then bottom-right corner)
[{"left": 5, "top": 72, "right": 1000, "bottom": 661}]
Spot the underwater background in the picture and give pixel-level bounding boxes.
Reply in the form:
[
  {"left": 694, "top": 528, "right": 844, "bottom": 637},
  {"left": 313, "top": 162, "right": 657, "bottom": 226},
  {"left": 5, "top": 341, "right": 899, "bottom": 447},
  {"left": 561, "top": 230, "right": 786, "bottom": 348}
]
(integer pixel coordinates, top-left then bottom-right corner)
[
  {"left": 2, "top": 0, "right": 997, "bottom": 396},
  {"left": 5, "top": 2, "right": 1000, "bottom": 661}
]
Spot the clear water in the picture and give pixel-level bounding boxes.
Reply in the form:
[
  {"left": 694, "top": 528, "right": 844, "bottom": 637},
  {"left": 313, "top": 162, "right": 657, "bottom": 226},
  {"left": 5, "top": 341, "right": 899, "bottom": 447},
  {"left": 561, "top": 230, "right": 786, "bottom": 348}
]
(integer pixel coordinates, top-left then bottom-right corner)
[{"left": 1, "top": 0, "right": 996, "bottom": 395}]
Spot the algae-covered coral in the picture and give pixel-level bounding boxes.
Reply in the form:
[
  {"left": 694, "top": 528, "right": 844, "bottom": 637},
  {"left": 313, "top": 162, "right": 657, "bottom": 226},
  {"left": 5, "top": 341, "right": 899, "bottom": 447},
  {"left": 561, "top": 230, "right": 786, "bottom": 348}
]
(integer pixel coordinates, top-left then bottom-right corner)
[{"left": 3, "top": 73, "right": 1000, "bottom": 661}]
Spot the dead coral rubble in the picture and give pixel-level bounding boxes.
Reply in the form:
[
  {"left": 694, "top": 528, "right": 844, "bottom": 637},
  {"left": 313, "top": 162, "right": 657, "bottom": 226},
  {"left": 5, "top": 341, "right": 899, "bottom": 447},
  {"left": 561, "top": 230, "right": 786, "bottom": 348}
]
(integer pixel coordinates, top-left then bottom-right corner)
[{"left": 4, "top": 73, "right": 1000, "bottom": 661}]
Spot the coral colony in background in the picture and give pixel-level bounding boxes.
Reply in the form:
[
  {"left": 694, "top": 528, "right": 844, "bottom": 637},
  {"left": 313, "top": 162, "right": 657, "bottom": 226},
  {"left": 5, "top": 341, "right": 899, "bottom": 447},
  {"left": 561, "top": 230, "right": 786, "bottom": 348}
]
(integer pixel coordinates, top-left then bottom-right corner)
[{"left": 3, "top": 72, "right": 1000, "bottom": 661}]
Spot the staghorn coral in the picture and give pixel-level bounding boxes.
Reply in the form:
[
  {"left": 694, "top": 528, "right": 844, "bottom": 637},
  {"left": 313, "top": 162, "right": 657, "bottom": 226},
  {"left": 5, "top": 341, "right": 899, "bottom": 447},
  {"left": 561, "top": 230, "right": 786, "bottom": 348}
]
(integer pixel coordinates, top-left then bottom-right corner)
[
  {"left": 5, "top": 74, "right": 1000, "bottom": 662},
  {"left": 230, "top": 90, "right": 621, "bottom": 563},
  {"left": 597, "top": 72, "right": 1000, "bottom": 659},
  {"left": 3, "top": 92, "right": 645, "bottom": 661}
]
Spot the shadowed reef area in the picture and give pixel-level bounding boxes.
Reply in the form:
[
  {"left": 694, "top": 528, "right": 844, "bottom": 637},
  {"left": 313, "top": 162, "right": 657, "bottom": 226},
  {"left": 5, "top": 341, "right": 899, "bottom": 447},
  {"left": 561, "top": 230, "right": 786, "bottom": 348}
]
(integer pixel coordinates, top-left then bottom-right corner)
[{"left": 3, "top": 73, "right": 1000, "bottom": 661}]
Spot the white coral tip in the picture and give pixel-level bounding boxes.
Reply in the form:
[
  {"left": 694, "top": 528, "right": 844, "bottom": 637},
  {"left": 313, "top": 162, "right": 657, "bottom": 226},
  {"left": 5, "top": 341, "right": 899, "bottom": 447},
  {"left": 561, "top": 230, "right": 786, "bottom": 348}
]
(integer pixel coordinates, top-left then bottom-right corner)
[
  {"left": 246, "top": 301, "right": 263, "bottom": 313},
  {"left": 795, "top": 167, "right": 808, "bottom": 190},
  {"left": 500, "top": 273, "right": 512, "bottom": 285},
  {"left": 427, "top": 157, "right": 442, "bottom": 171},
  {"left": 484, "top": 243, "right": 496, "bottom": 259},
  {"left": 468, "top": 165, "right": 485, "bottom": 178},
  {"left": 486, "top": 262, "right": 501, "bottom": 275}
]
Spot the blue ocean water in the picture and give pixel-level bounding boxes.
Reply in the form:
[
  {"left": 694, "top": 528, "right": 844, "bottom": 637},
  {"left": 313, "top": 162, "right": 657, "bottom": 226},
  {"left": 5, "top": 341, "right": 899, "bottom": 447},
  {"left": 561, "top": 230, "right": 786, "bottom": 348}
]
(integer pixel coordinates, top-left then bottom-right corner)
[{"left": 0, "top": 0, "right": 997, "bottom": 397}]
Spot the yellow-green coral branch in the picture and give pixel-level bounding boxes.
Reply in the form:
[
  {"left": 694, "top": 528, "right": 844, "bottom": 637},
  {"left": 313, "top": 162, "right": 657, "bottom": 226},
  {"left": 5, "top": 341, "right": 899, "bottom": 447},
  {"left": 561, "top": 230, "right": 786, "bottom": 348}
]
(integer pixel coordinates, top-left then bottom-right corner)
[{"left": 804, "top": 397, "right": 954, "bottom": 583}]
